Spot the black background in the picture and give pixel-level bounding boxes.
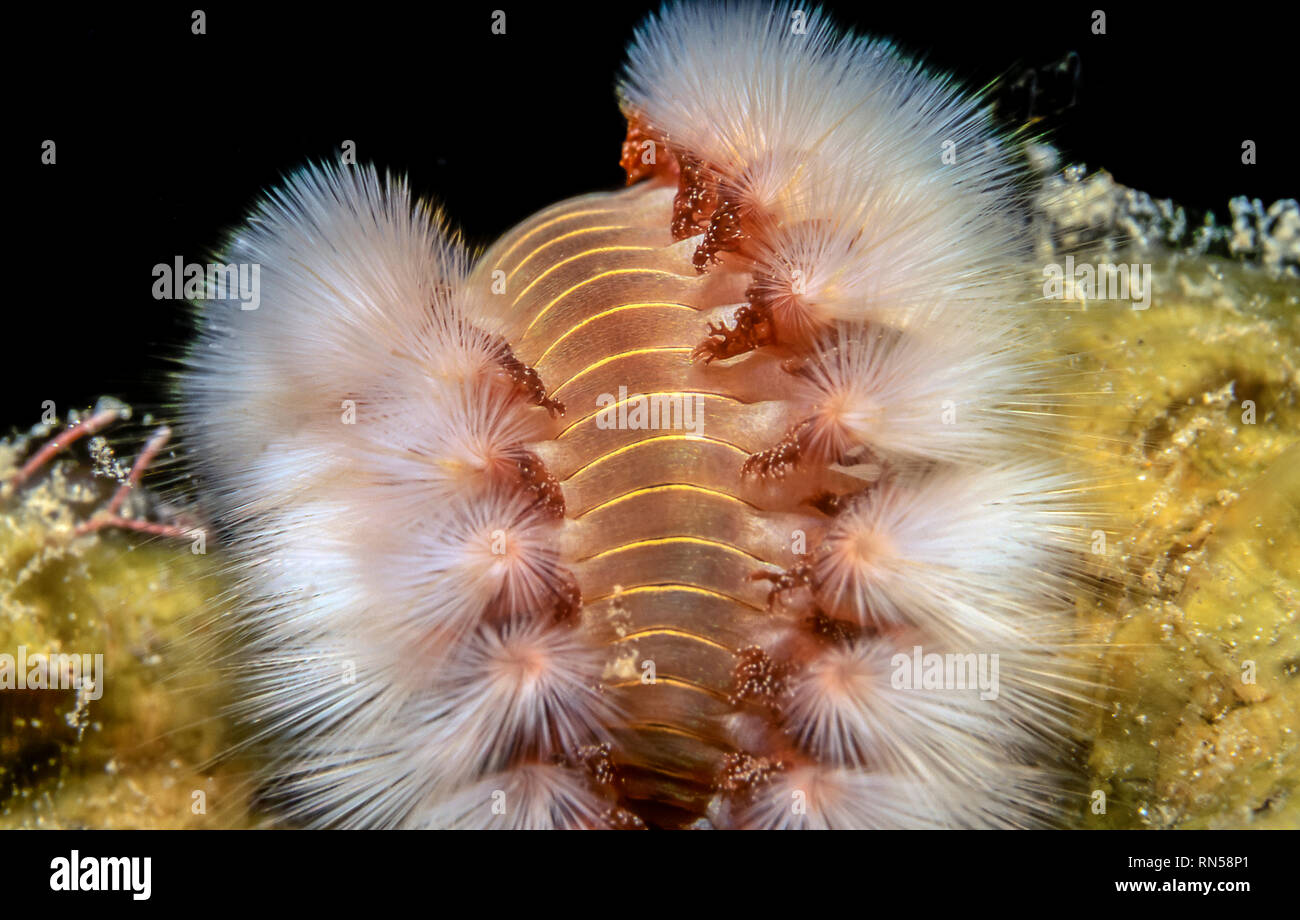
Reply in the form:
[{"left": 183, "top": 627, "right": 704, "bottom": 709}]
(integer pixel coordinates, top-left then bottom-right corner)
[
  {"left": 11, "top": 2, "right": 1296, "bottom": 434},
  {"left": 1, "top": 827, "right": 1280, "bottom": 904}
]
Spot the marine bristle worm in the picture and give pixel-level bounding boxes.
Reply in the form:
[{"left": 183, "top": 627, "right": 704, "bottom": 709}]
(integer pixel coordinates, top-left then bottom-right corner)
[{"left": 181, "top": 2, "right": 1087, "bottom": 828}]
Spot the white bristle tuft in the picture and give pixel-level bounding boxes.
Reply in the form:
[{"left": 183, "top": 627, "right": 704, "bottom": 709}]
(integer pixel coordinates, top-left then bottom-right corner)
[
  {"left": 182, "top": 162, "right": 606, "bottom": 828},
  {"left": 793, "top": 319, "right": 1030, "bottom": 467},
  {"left": 732, "top": 765, "right": 948, "bottom": 830},
  {"left": 414, "top": 763, "right": 611, "bottom": 830},
  {"left": 621, "top": 2, "right": 1028, "bottom": 329},
  {"left": 812, "top": 464, "right": 1078, "bottom": 645},
  {"left": 347, "top": 486, "right": 566, "bottom": 649},
  {"left": 422, "top": 616, "right": 612, "bottom": 774}
]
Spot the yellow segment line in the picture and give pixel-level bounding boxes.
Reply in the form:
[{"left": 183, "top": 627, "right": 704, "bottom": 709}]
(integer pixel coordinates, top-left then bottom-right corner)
[
  {"left": 551, "top": 346, "right": 691, "bottom": 396},
  {"left": 507, "top": 225, "right": 631, "bottom": 280},
  {"left": 511, "top": 245, "right": 655, "bottom": 305},
  {"left": 578, "top": 535, "right": 769, "bottom": 566},
  {"left": 618, "top": 626, "right": 735, "bottom": 651},
  {"left": 608, "top": 626, "right": 733, "bottom": 654},
  {"left": 489, "top": 206, "right": 617, "bottom": 270},
  {"left": 557, "top": 389, "right": 743, "bottom": 438},
  {"left": 535, "top": 302, "right": 698, "bottom": 367},
  {"left": 617, "top": 722, "right": 722, "bottom": 747},
  {"left": 587, "top": 584, "right": 763, "bottom": 613},
  {"left": 609, "top": 676, "right": 730, "bottom": 701},
  {"left": 575, "top": 484, "right": 757, "bottom": 518},
  {"left": 523, "top": 269, "right": 694, "bottom": 337},
  {"left": 563, "top": 434, "right": 747, "bottom": 481}
]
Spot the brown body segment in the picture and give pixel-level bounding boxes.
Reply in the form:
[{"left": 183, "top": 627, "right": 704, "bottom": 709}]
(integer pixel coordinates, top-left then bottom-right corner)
[{"left": 468, "top": 180, "right": 865, "bottom": 826}]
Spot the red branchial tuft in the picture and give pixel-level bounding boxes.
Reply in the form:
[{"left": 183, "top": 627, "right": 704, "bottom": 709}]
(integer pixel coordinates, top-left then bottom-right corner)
[
  {"left": 493, "top": 338, "right": 565, "bottom": 418},
  {"left": 619, "top": 115, "right": 675, "bottom": 186},
  {"left": 514, "top": 450, "right": 566, "bottom": 519},
  {"left": 691, "top": 299, "right": 779, "bottom": 365},
  {"left": 729, "top": 646, "right": 792, "bottom": 713}
]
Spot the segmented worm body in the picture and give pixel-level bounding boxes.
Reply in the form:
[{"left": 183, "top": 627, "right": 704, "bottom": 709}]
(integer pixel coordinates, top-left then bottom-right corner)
[{"left": 182, "top": 2, "right": 1083, "bottom": 828}]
